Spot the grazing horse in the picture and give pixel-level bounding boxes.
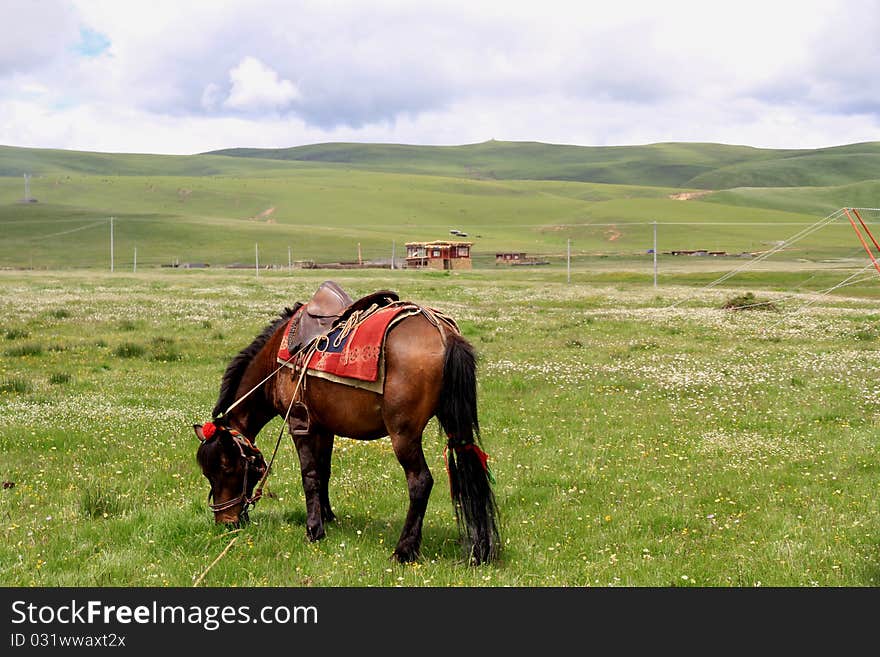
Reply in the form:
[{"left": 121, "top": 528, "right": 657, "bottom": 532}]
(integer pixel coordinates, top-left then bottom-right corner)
[{"left": 194, "top": 283, "right": 499, "bottom": 564}]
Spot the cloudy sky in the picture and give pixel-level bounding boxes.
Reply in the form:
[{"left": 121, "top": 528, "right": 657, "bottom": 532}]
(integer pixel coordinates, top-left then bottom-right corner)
[{"left": 0, "top": 0, "right": 877, "bottom": 154}]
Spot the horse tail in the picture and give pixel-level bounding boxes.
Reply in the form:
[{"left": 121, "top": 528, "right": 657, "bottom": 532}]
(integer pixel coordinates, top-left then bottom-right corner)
[{"left": 437, "top": 331, "right": 500, "bottom": 564}]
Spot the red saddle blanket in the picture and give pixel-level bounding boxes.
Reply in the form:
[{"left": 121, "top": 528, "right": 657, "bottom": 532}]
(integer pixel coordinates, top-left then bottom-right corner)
[{"left": 278, "top": 304, "right": 420, "bottom": 385}]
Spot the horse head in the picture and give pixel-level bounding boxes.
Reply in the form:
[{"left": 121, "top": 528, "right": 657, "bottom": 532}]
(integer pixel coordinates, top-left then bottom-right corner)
[{"left": 194, "top": 421, "right": 267, "bottom": 525}]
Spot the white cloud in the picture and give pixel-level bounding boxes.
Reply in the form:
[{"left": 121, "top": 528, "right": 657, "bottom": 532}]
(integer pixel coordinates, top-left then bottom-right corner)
[
  {"left": 222, "top": 56, "right": 300, "bottom": 112},
  {"left": 0, "top": 0, "right": 876, "bottom": 153}
]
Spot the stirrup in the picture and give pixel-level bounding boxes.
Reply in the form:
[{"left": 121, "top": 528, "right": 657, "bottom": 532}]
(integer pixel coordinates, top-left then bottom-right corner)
[{"left": 290, "top": 401, "right": 311, "bottom": 436}]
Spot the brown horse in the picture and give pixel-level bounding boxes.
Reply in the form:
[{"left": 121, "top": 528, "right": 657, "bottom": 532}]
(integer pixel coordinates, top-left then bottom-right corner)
[{"left": 194, "top": 284, "right": 499, "bottom": 564}]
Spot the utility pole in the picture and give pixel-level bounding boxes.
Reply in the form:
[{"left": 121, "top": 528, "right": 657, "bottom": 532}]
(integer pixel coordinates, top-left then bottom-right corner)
[
  {"left": 653, "top": 221, "right": 658, "bottom": 288},
  {"left": 288, "top": 245, "right": 292, "bottom": 271},
  {"left": 566, "top": 238, "right": 571, "bottom": 284},
  {"left": 133, "top": 247, "right": 137, "bottom": 273},
  {"left": 255, "top": 243, "right": 259, "bottom": 278},
  {"left": 391, "top": 241, "right": 396, "bottom": 270},
  {"left": 110, "top": 217, "right": 115, "bottom": 272}
]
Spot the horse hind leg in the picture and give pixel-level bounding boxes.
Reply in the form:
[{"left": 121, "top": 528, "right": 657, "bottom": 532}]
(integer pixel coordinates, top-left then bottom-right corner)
[
  {"left": 389, "top": 434, "right": 433, "bottom": 563},
  {"left": 381, "top": 314, "right": 442, "bottom": 562}
]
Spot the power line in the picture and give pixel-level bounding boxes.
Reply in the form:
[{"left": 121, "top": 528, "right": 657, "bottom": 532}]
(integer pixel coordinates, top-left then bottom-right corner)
[
  {"left": 667, "top": 208, "right": 849, "bottom": 309},
  {"left": 662, "top": 208, "right": 880, "bottom": 319},
  {"left": 14, "top": 219, "right": 110, "bottom": 243}
]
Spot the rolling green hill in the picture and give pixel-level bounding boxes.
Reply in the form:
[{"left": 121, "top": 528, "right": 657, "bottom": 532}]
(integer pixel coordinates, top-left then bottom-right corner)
[
  {"left": 208, "top": 140, "right": 778, "bottom": 187},
  {"left": 1, "top": 140, "right": 878, "bottom": 270},
  {"left": 208, "top": 140, "right": 880, "bottom": 189},
  {"left": 0, "top": 145, "right": 312, "bottom": 177},
  {"left": 688, "top": 149, "right": 880, "bottom": 189},
  {"left": 5, "top": 139, "right": 880, "bottom": 189}
]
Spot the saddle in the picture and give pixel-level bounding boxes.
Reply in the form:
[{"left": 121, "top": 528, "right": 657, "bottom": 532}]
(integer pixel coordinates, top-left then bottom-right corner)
[
  {"left": 287, "top": 281, "right": 399, "bottom": 434},
  {"left": 289, "top": 281, "right": 399, "bottom": 355},
  {"left": 295, "top": 281, "right": 354, "bottom": 349}
]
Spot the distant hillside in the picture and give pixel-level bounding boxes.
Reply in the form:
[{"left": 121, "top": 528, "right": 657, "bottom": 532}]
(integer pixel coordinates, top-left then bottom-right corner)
[
  {"left": 4, "top": 140, "right": 880, "bottom": 190},
  {"left": 208, "top": 140, "right": 776, "bottom": 188},
  {"left": 0, "top": 145, "right": 311, "bottom": 177},
  {"left": 207, "top": 140, "right": 880, "bottom": 189}
]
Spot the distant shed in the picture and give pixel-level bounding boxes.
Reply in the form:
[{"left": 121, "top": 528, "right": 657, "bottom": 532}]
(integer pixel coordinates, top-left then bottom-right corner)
[
  {"left": 405, "top": 240, "right": 472, "bottom": 270},
  {"left": 496, "top": 252, "right": 527, "bottom": 264},
  {"left": 496, "top": 252, "right": 549, "bottom": 266}
]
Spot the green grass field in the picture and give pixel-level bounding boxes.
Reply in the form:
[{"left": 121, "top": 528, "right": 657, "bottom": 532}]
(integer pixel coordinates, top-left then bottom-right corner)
[
  {"left": 1, "top": 267, "right": 879, "bottom": 586},
  {"left": 0, "top": 169, "right": 875, "bottom": 270},
  {"left": 2, "top": 141, "right": 879, "bottom": 272}
]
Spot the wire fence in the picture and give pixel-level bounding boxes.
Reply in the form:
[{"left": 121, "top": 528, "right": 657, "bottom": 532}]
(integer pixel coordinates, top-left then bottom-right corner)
[{"left": 3, "top": 210, "right": 880, "bottom": 279}]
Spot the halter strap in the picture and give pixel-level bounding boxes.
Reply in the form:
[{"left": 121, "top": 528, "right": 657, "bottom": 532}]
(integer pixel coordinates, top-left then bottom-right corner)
[{"left": 205, "top": 428, "right": 265, "bottom": 514}]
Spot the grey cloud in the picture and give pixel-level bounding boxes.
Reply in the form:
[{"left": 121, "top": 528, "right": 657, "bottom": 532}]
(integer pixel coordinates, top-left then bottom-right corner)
[
  {"left": 154, "top": 7, "right": 677, "bottom": 128},
  {"left": 8, "top": 0, "right": 878, "bottom": 149},
  {"left": 745, "top": 1, "right": 880, "bottom": 118},
  {"left": 0, "top": 0, "right": 80, "bottom": 75},
  {"left": 23, "top": 2, "right": 688, "bottom": 129},
  {"left": 190, "top": 6, "right": 486, "bottom": 126}
]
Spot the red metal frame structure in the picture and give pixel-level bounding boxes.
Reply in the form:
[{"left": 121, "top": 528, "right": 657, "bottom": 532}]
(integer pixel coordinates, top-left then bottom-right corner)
[{"left": 843, "top": 208, "right": 880, "bottom": 276}]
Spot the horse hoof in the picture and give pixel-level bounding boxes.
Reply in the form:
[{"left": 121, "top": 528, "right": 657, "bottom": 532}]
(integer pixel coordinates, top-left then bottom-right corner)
[
  {"left": 392, "top": 546, "right": 420, "bottom": 563},
  {"left": 322, "top": 509, "right": 336, "bottom": 522},
  {"left": 306, "top": 525, "right": 325, "bottom": 542}
]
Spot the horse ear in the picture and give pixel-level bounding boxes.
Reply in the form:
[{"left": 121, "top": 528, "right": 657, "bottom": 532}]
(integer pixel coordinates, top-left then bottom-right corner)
[{"left": 193, "top": 424, "right": 206, "bottom": 441}]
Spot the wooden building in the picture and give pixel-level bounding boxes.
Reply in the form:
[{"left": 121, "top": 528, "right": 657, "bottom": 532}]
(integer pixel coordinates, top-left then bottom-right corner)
[
  {"left": 495, "top": 252, "right": 549, "bottom": 266},
  {"left": 405, "top": 240, "right": 473, "bottom": 270},
  {"left": 496, "top": 252, "right": 527, "bottom": 264}
]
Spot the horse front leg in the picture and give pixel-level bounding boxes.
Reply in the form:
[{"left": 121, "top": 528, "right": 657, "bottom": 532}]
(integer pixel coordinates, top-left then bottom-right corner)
[
  {"left": 316, "top": 431, "right": 336, "bottom": 523},
  {"left": 291, "top": 432, "right": 325, "bottom": 542}
]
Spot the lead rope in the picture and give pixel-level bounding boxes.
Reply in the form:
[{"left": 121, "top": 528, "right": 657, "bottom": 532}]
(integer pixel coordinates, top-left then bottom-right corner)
[
  {"left": 219, "top": 306, "right": 372, "bottom": 419},
  {"left": 218, "top": 355, "right": 295, "bottom": 419},
  {"left": 245, "top": 341, "right": 318, "bottom": 511}
]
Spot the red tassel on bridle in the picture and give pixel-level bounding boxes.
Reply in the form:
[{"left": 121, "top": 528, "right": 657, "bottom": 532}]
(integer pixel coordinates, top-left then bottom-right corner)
[{"left": 201, "top": 421, "right": 217, "bottom": 441}]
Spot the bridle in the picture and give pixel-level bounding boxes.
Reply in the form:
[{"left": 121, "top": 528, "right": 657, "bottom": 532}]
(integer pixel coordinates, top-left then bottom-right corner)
[
  {"left": 198, "top": 346, "right": 310, "bottom": 518},
  {"left": 199, "top": 425, "right": 267, "bottom": 515},
  {"left": 194, "top": 317, "right": 331, "bottom": 520}
]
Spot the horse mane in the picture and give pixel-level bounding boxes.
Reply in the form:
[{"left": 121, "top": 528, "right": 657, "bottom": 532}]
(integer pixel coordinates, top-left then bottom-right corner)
[{"left": 212, "top": 304, "right": 301, "bottom": 419}]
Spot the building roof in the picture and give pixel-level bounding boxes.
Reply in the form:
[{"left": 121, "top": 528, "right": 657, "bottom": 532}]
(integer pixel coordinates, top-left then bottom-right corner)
[{"left": 405, "top": 240, "right": 473, "bottom": 247}]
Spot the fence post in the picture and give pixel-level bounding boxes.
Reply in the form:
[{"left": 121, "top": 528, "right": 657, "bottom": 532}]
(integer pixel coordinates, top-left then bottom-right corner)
[
  {"left": 653, "top": 221, "right": 658, "bottom": 288},
  {"left": 567, "top": 238, "right": 571, "bottom": 284},
  {"left": 110, "top": 217, "right": 114, "bottom": 272}
]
